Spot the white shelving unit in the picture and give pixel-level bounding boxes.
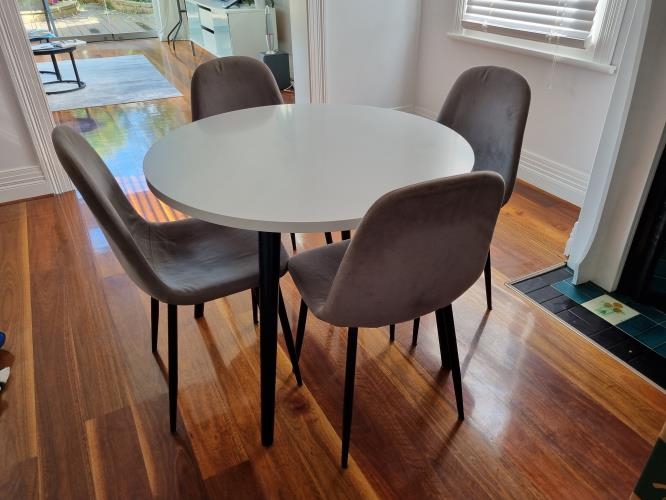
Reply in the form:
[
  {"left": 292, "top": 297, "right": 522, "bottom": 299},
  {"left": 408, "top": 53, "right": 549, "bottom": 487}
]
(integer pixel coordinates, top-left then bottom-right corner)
[{"left": 184, "top": 1, "right": 276, "bottom": 58}]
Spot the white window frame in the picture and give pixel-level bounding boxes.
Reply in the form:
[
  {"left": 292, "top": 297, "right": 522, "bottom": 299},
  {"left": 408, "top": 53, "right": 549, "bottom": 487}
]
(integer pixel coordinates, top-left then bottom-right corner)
[{"left": 450, "top": 0, "right": 633, "bottom": 74}]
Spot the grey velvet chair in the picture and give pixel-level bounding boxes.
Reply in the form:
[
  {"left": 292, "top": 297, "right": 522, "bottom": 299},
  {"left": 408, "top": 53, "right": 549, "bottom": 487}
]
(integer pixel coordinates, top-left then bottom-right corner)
[
  {"left": 439, "top": 66, "right": 530, "bottom": 309},
  {"left": 288, "top": 171, "right": 505, "bottom": 467},
  {"left": 407, "top": 66, "right": 530, "bottom": 347},
  {"left": 191, "top": 55, "right": 283, "bottom": 121},
  {"left": 191, "top": 55, "right": 334, "bottom": 250},
  {"left": 51, "top": 125, "right": 301, "bottom": 433}
]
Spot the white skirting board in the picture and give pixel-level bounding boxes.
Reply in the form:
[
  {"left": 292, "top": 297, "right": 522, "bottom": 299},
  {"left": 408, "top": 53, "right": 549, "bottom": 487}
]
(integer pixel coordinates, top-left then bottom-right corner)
[
  {"left": 518, "top": 150, "right": 589, "bottom": 206},
  {"left": 0, "top": 165, "right": 53, "bottom": 204},
  {"left": 412, "top": 105, "right": 438, "bottom": 120},
  {"left": 412, "top": 106, "right": 589, "bottom": 206}
]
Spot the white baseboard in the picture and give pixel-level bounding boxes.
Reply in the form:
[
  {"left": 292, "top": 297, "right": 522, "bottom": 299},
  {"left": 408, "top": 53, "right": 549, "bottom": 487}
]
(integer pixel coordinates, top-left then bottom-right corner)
[
  {"left": 518, "top": 150, "right": 588, "bottom": 206},
  {"left": 412, "top": 105, "right": 437, "bottom": 120},
  {"left": 0, "top": 165, "right": 52, "bottom": 204},
  {"left": 411, "top": 106, "right": 589, "bottom": 206}
]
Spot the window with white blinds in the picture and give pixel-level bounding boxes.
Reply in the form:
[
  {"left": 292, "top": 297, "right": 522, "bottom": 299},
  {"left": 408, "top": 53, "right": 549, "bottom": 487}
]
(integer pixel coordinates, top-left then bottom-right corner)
[{"left": 461, "top": 0, "right": 599, "bottom": 49}]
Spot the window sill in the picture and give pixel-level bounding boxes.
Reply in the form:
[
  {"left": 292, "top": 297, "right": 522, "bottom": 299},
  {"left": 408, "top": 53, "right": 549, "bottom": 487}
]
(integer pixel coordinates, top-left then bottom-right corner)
[{"left": 447, "top": 32, "right": 617, "bottom": 75}]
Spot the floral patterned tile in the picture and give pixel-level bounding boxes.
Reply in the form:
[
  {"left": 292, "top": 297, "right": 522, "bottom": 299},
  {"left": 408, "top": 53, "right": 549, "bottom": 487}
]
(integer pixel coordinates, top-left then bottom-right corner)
[{"left": 581, "top": 294, "right": 640, "bottom": 326}]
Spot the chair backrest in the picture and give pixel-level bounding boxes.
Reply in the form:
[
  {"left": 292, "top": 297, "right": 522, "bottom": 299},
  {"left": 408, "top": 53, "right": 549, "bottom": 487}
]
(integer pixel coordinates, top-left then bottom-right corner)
[
  {"left": 321, "top": 172, "right": 505, "bottom": 328},
  {"left": 437, "top": 66, "right": 530, "bottom": 205},
  {"left": 191, "top": 56, "right": 283, "bottom": 121},
  {"left": 52, "top": 125, "right": 163, "bottom": 299}
]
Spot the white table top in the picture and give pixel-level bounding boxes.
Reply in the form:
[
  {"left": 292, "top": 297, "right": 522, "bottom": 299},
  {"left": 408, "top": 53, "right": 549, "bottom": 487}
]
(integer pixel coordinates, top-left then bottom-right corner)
[{"left": 144, "top": 104, "right": 475, "bottom": 233}]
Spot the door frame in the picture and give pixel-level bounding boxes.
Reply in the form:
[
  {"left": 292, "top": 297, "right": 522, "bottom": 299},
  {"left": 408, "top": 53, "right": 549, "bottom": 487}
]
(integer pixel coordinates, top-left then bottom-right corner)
[
  {"left": 1, "top": 0, "right": 72, "bottom": 195},
  {"left": 38, "top": 0, "right": 158, "bottom": 42},
  {"left": 306, "top": 0, "right": 326, "bottom": 103},
  {"left": 288, "top": 0, "right": 325, "bottom": 104}
]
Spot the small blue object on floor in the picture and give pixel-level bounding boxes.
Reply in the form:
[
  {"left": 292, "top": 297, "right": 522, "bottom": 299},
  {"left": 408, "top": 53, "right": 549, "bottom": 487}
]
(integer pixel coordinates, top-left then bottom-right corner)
[
  {"left": 0, "top": 331, "right": 5, "bottom": 349},
  {"left": 36, "top": 54, "right": 182, "bottom": 111}
]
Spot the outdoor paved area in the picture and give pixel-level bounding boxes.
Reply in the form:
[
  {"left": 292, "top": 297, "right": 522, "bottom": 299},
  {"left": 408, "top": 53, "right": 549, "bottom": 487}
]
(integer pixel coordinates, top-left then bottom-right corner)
[{"left": 22, "top": 3, "right": 157, "bottom": 37}]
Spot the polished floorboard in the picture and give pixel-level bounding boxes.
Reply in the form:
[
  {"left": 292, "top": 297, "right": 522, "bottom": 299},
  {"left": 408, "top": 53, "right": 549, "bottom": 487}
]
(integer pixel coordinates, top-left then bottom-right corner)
[{"left": 1, "top": 39, "right": 664, "bottom": 498}]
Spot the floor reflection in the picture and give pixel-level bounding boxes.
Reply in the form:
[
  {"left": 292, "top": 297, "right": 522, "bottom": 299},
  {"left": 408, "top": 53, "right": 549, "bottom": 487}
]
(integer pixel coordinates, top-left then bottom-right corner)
[{"left": 56, "top": 102, "right": 188, "bottom": 223}]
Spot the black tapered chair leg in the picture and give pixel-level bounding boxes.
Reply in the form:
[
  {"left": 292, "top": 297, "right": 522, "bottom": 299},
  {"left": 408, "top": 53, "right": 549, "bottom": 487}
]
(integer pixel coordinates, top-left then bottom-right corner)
[
  {"left": 290, "top": 233, "right": 297, "bottom": 252},
  {"left": 295, "top": 299, "right": 308, "bottom": 360},
  {"left": 324, "top": 232, "right": 333, "bottom": 244},
  {"left": 168, "top": 304, "right": 178, "bottom": 433},
  {"left": 435, "top": 308, "right": 450, "bottom": 370},
  {"left": 341, "top": 230, "right": 351, "bottom": 240},
  {"left": 389, "top": 324, "right": 395, "bottom": 342},
  {"left": 251, "top": 287, "right": 259, "bottom": 324},
  {"left": 341, "top": 327, "right": 358, "bottom": 468},
  {"left": 194, "top": 303, "right": 204, "bottom": 319},
  {"left": 411, "top": 317, "right": 420, "bottom": 346},
  {"left": 484, "top": 252, "right": 492, "bottom": 310},
  {"left": 151, "top": 297, "right": 159, "bottom": 353},
  {"left": 278, "top": 289, "right": 303, "bottom": 386},
  {"left": 442, "top": 305, "right": 464, "bottom": 421}
]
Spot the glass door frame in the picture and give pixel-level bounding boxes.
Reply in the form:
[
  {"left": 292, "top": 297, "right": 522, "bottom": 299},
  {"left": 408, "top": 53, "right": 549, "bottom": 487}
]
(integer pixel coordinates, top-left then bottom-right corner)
[{"left": 28, "top": 0, "right": 158, "bottom": 42}]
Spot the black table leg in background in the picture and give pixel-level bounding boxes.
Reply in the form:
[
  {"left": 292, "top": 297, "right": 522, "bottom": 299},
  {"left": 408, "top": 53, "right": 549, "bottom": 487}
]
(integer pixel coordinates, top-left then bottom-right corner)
[
  {"left": 50, "top": 53, "right": 62, "bottom": 80},
  {"left": 258, "top": 231, "right": 281, "bottom": 447},
  {"left": 69, "top": 52, "right": 84, "bottom": 88}
]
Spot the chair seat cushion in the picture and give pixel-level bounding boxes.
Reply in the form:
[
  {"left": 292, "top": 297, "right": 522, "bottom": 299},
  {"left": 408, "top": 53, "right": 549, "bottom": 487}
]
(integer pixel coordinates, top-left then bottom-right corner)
[
  {"left": 144, "top": 218, "right": 288, "bottom": 304},
  {"left": 287, "top": 240, "right": 350, "bottom": 323}
]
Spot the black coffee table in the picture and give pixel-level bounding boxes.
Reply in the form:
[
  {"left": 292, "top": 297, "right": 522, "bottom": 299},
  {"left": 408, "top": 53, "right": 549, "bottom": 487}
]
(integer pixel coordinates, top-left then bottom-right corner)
[{"left": 33, "top": 44, "right": 86, "bottom": 95}]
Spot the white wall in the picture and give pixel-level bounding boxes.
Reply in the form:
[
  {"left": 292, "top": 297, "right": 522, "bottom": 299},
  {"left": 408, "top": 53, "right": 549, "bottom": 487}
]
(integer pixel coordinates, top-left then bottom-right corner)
[
  {"left": 0, "top": 49, "right": 49, "bottom": 203},
  {"left": 413, "top": 0, "right": 639, "bottom": 206},
  {"left": 324, "top": 0, "right": 421, "bottom": 109}
]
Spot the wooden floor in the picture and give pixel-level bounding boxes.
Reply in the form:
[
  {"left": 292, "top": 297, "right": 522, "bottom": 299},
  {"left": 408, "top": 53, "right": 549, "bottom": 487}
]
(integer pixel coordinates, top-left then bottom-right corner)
[{"left": 1, "top": 39, "right": 665, "bottom": 499}]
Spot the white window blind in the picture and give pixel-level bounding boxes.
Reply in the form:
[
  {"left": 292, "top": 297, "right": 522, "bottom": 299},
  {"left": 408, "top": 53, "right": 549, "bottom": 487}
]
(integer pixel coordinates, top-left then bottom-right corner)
[{"left": 461, "top": 0, "right": 600, "bottom": 49}]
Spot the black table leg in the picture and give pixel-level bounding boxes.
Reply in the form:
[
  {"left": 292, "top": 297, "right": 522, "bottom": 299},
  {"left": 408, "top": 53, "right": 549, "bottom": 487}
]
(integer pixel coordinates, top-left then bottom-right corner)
[
  {"left": 259, "top": 231, "right": 281, "bottom": 447},
  {"left": 69, "top": 52, "right": 84, "bottom": 88},
  {"left": 50, "top": 53, "right": 62, "bottom": 81}
]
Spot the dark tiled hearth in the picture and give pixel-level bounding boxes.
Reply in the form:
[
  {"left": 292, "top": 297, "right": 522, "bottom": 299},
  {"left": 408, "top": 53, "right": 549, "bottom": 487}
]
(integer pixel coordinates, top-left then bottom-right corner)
[{"left": 511, "top": 266, "right": 666, "bottom": 389}]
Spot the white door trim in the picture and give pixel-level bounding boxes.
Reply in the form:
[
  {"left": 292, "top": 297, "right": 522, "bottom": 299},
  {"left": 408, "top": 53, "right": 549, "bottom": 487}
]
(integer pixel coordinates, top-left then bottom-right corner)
[
  {"left": 0, "top": 1, "right": 72, "bottom": 195},
  {"left": 306, "top": 0, "right": 326, "bottom": 103}
]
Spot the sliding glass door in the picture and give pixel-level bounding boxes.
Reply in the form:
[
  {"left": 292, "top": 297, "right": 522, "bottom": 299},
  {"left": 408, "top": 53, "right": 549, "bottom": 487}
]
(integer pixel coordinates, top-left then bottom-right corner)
[{"left": 18, "top": 0, "right": 157, "bottom": 41}]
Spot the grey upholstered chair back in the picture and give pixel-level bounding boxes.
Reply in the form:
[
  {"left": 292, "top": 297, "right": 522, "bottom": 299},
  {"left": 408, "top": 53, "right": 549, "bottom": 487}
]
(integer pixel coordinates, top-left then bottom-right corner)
[
  {"left": 321, "top": 171, "right": 505, "bottom": 327},
  {"left": 437, "top": 66, "right": 530, "bottom": 205},
  {"left": 52, "top": 125, "right": 162, "bottom": 298},
  {"left": 191, "top": 56, "right": 283, "bottom": 121}
]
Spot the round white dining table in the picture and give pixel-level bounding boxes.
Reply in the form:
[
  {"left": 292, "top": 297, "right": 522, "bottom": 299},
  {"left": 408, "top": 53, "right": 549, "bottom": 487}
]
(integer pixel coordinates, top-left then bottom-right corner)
[{"left": 144, "top": 103, "right": 475, "bottom": 447}]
